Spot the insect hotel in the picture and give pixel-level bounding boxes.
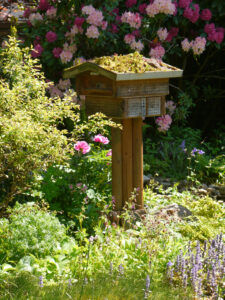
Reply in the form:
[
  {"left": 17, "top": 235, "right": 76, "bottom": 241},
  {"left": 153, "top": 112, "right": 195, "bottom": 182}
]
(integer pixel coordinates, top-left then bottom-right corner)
[{"left": 63, "top": 52, "right": 183, "bottom": 215}]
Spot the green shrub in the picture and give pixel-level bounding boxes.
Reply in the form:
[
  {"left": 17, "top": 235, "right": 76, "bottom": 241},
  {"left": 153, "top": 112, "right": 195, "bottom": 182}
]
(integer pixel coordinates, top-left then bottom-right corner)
[{"left": 0, "top": 202, "right": 74, "bottom": 261}]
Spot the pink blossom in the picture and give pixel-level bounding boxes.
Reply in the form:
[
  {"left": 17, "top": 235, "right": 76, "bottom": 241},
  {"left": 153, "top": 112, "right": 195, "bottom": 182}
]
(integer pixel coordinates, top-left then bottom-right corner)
[
  {"left": 58, "top": 79, "right": 71, "bottom": 90},
  {"left": 93, "top": 134, "right": 109, "bottom": 145},
  {"left": 82, "top": 5, "right": 95, "bottom": 15},
  {"left": 139, "top": 4, "right": 148, "bottom": 14},
  {"left": 49, "top": 85, "right": 63, "bottom": 98},
  {"left": 74, "top": 141, "right": 91, "bottom": 154},
  {"left": 29, "top": 13, "right": 43, "bottom": 25},
  {"left": 111, "top": 24, "right": 119, "bottom": 33},
  {"left": 33, "top": 36, "right": 41, "bottom": 46},
  {"left": 86, "top": 25, "right": 100, "bottom": 39},
  {"left": 31, "top": 44, "right": 43, "bottom": 58},
  {"left": 157, "top": 28, "right": 168, "bottom": 41},
  {"left": 74, "top": 17, "right": 85, "bottom": 26},
  {"left": 23, "top": 8, "right": 31, "bottom": 19},
  {"left": 112, "top": 8, "right": 120, "bottom": 15},
  {"left": 146, "top": 0, "right": 176, "bottom": 17},
  {"left": 106, "top": 149, "right": 112, "bottom": 157},
  {"left": 132, "top": 30, "right": 140, "bottom": 37},
  {"left": 166, "top": 27, "right": 179, "bottom": 42},
  {"left": 183, "top": 4, "right": 199, "bottom": 23},
  {"left": 130, "top": 40, "right": 144, "bottom": 51},
  {"left": 192, "top": 36, "right": 206, "bottom": 55},
  {"left": 63, "top": 43, "right": 77, "bottom": 54},
  {"left": 200, "top": 9, "right": 212, "bottom": 21},
  {"left": 101, "top": 21, "right": 108, "bottom": 30},
  {"left": 149, "top": 45, "right": 165, "bottom": 60},
  {"left": 60, "top": 50, "right": 73, "bottom": 64},
  {"left": 52, "top": 47, "right": 62, "bottom": 58},
  {"left": 166, "top": 101, "right": 176, "bottom": 115},
  {"left": 181, "top": 38, "right": 192, "bottom": 52},
  {"left": 124, "top": 33, "right": 135, "bottom": 44},
  {"left": 69, "top": 184, "right": 73, "bottom": 190},
  {"left": 155, "top": 114, "right": 172, "bottom": 132},
  {"left": 121, "top": 12, "right": 142, "bottom": 29},
  {"left": 86, "top": 9, "right": 104, "bottom": 26},
  {"left": 115, "top": 15, "right": 122, "bottom": 23},
  {"left": 46, "top": 6, "right": 57, "bottom": 18},
  {"left": 214, "top": 30, "right": 224, "bottom": 44},
  {"left": 178, "top": 0, "right": 192, "bottom": 9},
  {"left": 204, "top": 23, "right": 215, "bottom": 34},
  {"left": 125, "top": 0, "right": 137, "bottom": 8},
  {"left": 38, "top": 0, "right": 50, "bottom": 11},
  {"left": 46, "top": 31, "right": 57, "bottom": 43}
]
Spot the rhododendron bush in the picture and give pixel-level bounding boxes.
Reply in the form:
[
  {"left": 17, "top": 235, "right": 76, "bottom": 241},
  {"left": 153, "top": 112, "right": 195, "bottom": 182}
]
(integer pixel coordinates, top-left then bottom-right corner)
[{"left": 19, "top": 0, "right": 224, "bottom": 133}]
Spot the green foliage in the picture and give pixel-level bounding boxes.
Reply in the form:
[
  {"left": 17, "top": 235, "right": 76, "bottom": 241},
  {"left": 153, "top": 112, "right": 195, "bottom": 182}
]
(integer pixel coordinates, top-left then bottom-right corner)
[
  {"left": 0, "top": 202, "right": 74, "bottom": 261},
  {"left": 0, "top": 37, "right": 76, "bottom": 211}
]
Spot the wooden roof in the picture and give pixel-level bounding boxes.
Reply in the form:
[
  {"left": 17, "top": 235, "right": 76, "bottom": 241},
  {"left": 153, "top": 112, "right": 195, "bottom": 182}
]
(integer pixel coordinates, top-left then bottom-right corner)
[{"left": 63, "top": 61, "right": 183, "bottom": 82}]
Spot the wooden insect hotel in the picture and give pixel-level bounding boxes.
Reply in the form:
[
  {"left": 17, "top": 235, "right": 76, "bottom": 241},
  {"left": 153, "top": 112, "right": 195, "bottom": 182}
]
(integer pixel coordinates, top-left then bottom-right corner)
[{"left": 63, "top": 53, "right": 183, "bottom": 214}]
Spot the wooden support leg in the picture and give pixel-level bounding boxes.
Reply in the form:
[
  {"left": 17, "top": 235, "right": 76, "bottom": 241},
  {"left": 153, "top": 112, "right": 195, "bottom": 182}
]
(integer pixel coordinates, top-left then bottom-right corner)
[
  {"left": 121, "top": 119, "right": 133, "bottom": 207},
  {"left": 111, "top": 126, "right": 123, "bottom": 211},
  {"left": 132, "top": 118, "right": 143, "bottom": 209}
]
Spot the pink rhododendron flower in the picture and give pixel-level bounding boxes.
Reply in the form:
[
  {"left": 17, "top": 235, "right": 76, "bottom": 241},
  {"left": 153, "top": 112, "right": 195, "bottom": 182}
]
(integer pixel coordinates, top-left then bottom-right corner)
[
  {"left": 132, "top": 30, "right": 140, "bottom": 37},
  {"left": 200, "top": 9, "right": 212, "bottom": 21},
  {"left": 101, "top": 21, "right": 108, "bottom": 30},
  {"left": 46, "top": 31, "right": 57, "bottom": 43},
  {"left": 125, "top": 0, "right": 137, "bottom": 8},
  {"left": 166, "top": 27, "right": 179, "bottom": 42},
  {"left": 178, "top": 0, "right": 192, "bottom": 9},
  {"left": 192, "top": 36, "right": 206, "bottom": 55},
  {"left": 63, "top": 43, "right": 77, "bottom": 54},
  {"left": 204, "top": 23, "right": 215, "bottom": 34},
  {"left": 74, "top": 141, "right": 91, "bottom": 154},
  {"left": 60, "top": 50, "right": 73, "bottom": 64},
  {"left": 82, "top": 5, "right": 95, "bottom": 15},
  {"left": 149, "top": 45, "right": 165, "bottom": 59},
  {"left": 94, "top": 134, "right": 109, "bottom": 145},
  {"left": 58, "top": 79, "right": 71, "bottom": 90},
  {"left": 181, "top": 38, "right": 192, "bottom": 52},
  {"left": 214, "top": 30, "right": 224, "bottom": 44},
  {"left": 121, "top": 12, "right": 142, "bottom": 29},
  {"left": 183, "top": 4, "right": 199, "bottom": 23},
  {"left": 157, "top": 28, "right": 168, "bottom": 41},
  {"left": 130, "top": 40, "right": 144, "bottom": 52},
  {"left": 49, "top": 85, "right": 63, "bottom": 98},
  {"left": 124, "top": 33, "right": 135, "bottom": 44},
  {"left": 106, "top": 149, "right": 112, "bottom": 157},
  {"left": 166, "top": 101, "right": 176, "bottom": 115},
  {"left": 23, "top": 8, "right": 31, "bottom": 18},
  {"left": 74, "top": 17, "right": 85, "bottom": 26},
  {"left": 139, "top": 3, "right": 148, "bottom": 14},
  {"left": 38, "top": 0, "right": 50, "bottom": 11},
  {"left": 86, "top": 25, "right": 100, "bottom": 39},
  {"left": 46, "top": 6, "right": 57, "bottom": 18},
  {"left": 86, "top": 9, "right": 104, "bottom": 26},
  {"left": 29, "top": 13, "right": 43, "bottom": 25},
  {"left": 31, "top": 44, "right": 43, "bottom": 58},
  {"left": 146, "top": 0, "right": 176, "bottom": 17},
  {"left": 111, "top": 24, "right": 119, "bottom": 33},
  {"left": 52, "top": 47, "right": 62, "bottom": 58},
  {"left": 155, "top": 114, "right": 172, "bottom": 132}
]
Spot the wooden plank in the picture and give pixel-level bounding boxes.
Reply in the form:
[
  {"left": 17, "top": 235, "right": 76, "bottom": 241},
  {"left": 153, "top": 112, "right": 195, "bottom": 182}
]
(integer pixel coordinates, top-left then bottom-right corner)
[
  {"left": 132, "top": 118, "right": 143, "bottom": 209},
  {"left": 121, "top": 119, "right": 133, "bottom": 207},
  {"left": 116, "top": 78, "right": 169, "bottom": 98},
  {"left": 85, "top": 96, "right": 124, "bottom": 118},
  {"left": 115, "top": 70, "right": 183, "bottom": 81},
  {"left": 161, "top": 96, "right": 166, "bottom": 115},
  {"left": 112, "top": 124, "right": 123, "bottom": 211}
]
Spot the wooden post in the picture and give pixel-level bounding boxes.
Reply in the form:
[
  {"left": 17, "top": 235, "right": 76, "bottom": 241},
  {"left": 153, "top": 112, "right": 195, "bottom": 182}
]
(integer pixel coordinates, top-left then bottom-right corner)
[
  {"left": 111, "top": 125, "right": 123, "bottom": 211},
  {"left": 121, "top": 119, "right": 133, "bottom": 207},
  {"left": 132, "top": 118, "right": 143, "bottom": 209}
]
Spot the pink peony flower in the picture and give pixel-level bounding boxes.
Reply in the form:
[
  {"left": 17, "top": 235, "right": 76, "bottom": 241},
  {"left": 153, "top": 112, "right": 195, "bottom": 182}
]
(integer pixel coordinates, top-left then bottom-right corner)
[
  {"left": 60, "top": 50, "right": 73, "bottom": 64},
  {"left": 155, "top": 114, "right": 172, "bottom": 132},
  {"left": 31, "top": 44, "right": 43, "bottom": 58},
  {"left": 149, "top": 45, "right": 165, "bottom": 60},
  {"left": 86, "top": 25, "right": 100, "bottom": 39},
  {"left": 38, "top": 0, "right": 50, "bottom": 11},
  {"left": 74, "top": 141, "right": 91, "bottom": 154},
  {"left": 93, "top": 134, "right": 109, "bottom": 145},
  {"left": 200, "top": 9, "right": 212, "bottom": 21},
  {"left": 125, "top": 0, "right": 137, "bottom": 8},
  {"left": 74, "top": 17, "right": 85, "bottom": 26},
  {"left": 46, "top": 31, "right": 57, "bottom": 43},
  {"left": 138, "top": 3, "right": 148, "bottom": 14},
  {"left": 52, "top": 47, "right": 62, "bottom": 58},
  {"left": 106, "top": 149, "right": 112, "bottom": 157},
  {"left": 157, "top": 28, "right": 168, "bottom": 41}
]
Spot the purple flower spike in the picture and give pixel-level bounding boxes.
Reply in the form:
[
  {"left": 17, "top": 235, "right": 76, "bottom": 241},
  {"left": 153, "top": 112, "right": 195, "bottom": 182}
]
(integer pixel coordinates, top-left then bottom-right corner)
[{"left": 39, "top": 275, "right": 43, "bottom": 288}]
